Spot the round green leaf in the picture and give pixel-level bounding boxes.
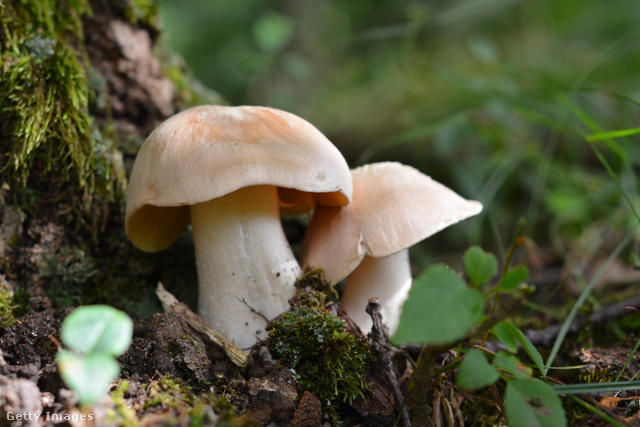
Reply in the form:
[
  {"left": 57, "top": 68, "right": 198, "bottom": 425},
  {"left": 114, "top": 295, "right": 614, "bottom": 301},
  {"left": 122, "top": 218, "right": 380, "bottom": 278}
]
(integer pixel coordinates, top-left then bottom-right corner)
[
  {"left": 60, "top": 305, "right": 133, "bottom": 356},
  {"left": 493, "top": 321, "right": 518, "bottom": 353},
  {"left": 498, "top": 266, "right": 530, "bottom": 291},
  {"left": 456, "top": 349, "right": 499, "bottom": 389},
  {"left": 393, "top": 264, "right": 484, "bottom": 345},
  {"left": 56, "top": 350, "right": 120, "bottom": 406},
  {"left": 464, "top": 246, "right": 498, "bottom": 287},
  {"left": 493, "top": 322, "right": 545, "bottom": 375},
  {"left": 505, "top": 378, "right": 567, "bottom": 427},
  {"left": 494, "top": 351, "right": 532, "bottom": 379}
]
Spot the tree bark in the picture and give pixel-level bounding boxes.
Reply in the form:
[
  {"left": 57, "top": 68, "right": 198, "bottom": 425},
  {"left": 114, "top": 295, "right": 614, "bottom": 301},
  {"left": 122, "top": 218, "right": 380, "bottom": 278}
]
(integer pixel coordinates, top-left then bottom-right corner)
[{"left": 0, "top": 0, "right": 206, "bottom": 310}]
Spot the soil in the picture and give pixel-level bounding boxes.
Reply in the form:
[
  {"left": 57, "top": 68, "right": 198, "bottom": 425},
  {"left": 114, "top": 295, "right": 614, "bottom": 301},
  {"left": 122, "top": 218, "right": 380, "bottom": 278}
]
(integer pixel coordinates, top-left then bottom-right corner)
[
  {"left": 0, "top": 292, "right": 403, "bottom": 426},
  {"left": 2, "top": 269, "right": 640, "bottom": 427}
]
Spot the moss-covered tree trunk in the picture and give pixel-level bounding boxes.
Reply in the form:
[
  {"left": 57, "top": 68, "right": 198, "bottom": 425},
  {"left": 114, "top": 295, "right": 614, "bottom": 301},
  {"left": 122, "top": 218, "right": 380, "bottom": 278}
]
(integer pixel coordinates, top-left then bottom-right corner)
[{"left": 0, "top": 0, "right": 210, "bottom": 316}]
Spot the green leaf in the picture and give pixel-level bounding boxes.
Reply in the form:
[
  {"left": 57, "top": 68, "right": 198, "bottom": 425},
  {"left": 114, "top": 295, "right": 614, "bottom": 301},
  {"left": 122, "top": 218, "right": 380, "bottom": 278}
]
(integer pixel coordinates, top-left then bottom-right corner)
[
  {"left": 60, "top": 305, "right": 133, "bottom": 357},
  {"left": 493, "top": 322, "right": 545, "bottom": 375},
  {"left": 393, "top": 264, "right": 484, "bottom": 345},
  {"left": 456, "top": 349, "right": 499, "bottom": 389},
  {"left": 494, "top": 351, "right": 532, "bottom": 379},
  {"left": 464, "top": 246, "right": 498, "bottom": 287},
  {"left": 494, "top": 322, "right": 518, "bottom": 353},
  {"left": 505, "top": 378, "right": 567, "bottom": 427},
  {"left": 56, "top": 350, "right": 120, "bottom": 406},
  {"left": 498, "top": 266, "right": 529, "bottom": 291}
]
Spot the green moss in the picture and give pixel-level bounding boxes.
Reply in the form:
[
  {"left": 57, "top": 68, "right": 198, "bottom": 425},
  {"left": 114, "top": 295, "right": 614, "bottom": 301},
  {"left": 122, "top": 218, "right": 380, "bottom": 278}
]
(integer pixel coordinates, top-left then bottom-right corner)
[
  {"left": 269, "top": 307, "right": 372, "bottom": 412},
  {"left": 577, "top": 366, "right": 617, "bottom": 385},
  {"left": 1, "top": 0, "right": 92, "bottom": 185},
  {"left": 142, "top": 374, "right": 258, "bottom": 426},
  {"left": 123, "top": 0, "right": 160, "bottom": 30},
  {"left": 0, "top": 279, "right": 16, "bottom": 327},
  {"left": 561, "top": 395, "right": 599, "bottom": 426},
  {"left": 291, "top": 266, "right": 338, "bottom": 309},
  {"left": 198, "top": 395, "right": 260, "bottom": 427},
  {"left": 109, "top": 381, "right": 138, "bottom": 427},
  {"left": 459, "top": 390, "right": 503, "bottom": 426},
  {"left": 0, "top": 0, "right": 123, "bottom": 209},
  {"left": 143, "top": 374, "right": 197, "bottom": 410}
]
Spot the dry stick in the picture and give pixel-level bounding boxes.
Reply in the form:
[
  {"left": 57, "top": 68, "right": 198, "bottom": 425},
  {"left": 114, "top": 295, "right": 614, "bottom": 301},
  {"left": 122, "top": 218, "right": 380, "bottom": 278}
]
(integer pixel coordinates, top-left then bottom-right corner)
[
  {"left": 156, "top": 282, "right": 249, "bottom": 368},
  {"left": 525, "top": 294, "right": 640, "bottom": 348},
  {"left": 366, "top": 298, "right": 411, "bottom": 427}
]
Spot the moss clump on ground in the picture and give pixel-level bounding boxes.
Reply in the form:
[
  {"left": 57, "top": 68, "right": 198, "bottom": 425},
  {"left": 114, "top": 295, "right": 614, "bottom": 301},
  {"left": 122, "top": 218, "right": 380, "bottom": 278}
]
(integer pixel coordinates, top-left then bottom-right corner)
[
  {"left": 109, "top": 381, "right": 138, "bottom": 426},
  {"left": 269, "top": 307, "right": 372, "bottom": 412},
  {"left": 289, "top": 266, "right": 338, "bottom": 310},
  {"left": 142, "top": 374, "right": 199, "bottom": 410},
  {"left": 140, "top": 374, "right": 258, "bottom": 427}
]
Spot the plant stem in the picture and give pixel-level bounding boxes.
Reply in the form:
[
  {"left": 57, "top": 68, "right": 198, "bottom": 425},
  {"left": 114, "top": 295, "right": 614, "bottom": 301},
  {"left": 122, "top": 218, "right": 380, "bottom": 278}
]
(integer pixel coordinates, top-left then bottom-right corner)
[{"left": 410, "top": 345, "right": 438, "bottom": 425}]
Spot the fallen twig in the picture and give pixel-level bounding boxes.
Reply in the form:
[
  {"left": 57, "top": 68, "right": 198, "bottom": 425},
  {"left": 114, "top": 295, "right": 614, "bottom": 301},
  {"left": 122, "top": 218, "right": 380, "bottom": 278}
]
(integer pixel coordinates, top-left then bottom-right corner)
[
  {"left": 366, "top": 297, "right": 411, "bottom": 427},
  {"left": 156, "top": 282, "right": 249, "bottom": 368}
]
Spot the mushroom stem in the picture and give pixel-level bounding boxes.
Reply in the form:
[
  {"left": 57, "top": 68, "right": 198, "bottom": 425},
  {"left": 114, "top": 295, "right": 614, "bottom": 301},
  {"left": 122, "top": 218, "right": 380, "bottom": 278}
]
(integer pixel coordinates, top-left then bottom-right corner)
[
  {"left": 340, "top": 249, "right": 412, "bottom": 335},
  {"left": 190, "top": 185, "right": 301, "bottom": 349}
]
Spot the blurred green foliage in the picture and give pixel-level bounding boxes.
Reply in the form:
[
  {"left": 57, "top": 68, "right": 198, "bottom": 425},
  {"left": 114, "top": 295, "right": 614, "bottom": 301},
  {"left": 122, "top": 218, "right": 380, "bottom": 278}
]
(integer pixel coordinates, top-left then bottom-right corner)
[{"left": 156, "top": 0, "right": 640, "bottom": 265}]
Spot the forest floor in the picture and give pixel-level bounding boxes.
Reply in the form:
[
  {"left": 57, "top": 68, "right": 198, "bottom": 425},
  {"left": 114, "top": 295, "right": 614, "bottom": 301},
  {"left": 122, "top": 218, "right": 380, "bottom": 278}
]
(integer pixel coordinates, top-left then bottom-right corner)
[{"left": 1, "top": 271, "right": 640, "bottom": 426}]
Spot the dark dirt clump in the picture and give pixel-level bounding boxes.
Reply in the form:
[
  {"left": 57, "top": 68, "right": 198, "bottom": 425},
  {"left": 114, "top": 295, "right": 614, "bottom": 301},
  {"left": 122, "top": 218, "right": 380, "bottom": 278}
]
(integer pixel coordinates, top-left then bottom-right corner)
[{"left": 0, "top": 297, "right": 69, "bottom": 371}]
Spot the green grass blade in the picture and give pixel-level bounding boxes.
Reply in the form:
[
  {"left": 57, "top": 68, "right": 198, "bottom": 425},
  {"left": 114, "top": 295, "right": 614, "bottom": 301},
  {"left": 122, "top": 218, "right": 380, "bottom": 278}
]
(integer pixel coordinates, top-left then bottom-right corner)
[
  {"left": 544, "top": 234, "right": 632, "bottom": 375},
  {"left": 559, "top": 98, "right": 640, "bottom": 225},
  {"left": 566, "top": 395, "right": 625, "bottom": 427},
  {"left": 586, "top": 141, "right": 640, "bottom": 225},
  {"left": 553, "top": 380, "right": 640, "bottom": 395},
  {"left": 611, "top": 338, "right": 640, "bottom": 387},
  {"left": 586, "top": 127, "right": 640, "bottom": 142}
]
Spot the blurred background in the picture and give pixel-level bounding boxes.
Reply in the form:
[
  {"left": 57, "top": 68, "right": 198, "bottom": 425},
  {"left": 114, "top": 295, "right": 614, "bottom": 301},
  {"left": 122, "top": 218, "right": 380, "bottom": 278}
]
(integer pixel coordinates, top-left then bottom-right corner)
[{"left": 155, "top": 0, "right": 640, "bottom": 277}]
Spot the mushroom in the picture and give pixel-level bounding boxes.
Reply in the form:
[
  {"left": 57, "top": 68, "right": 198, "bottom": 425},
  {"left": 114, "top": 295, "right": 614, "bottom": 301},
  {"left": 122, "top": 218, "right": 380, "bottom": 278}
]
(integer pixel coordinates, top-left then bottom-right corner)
[
  {"left": 300, "top": 162, "right": 482, "bottom": 335},
  {"left": 125, "top": 105, "right": 352, "bottom": 348}
]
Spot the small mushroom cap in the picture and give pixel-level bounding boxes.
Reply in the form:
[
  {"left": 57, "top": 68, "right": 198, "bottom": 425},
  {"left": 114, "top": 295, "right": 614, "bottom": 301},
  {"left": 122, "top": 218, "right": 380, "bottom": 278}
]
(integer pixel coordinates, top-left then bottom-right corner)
[
  {"left": 301, "top": 162, "right": 483, "bottom": 283},
  {"left": 125, "top": 105, "right": 352, "bottom": 252}
]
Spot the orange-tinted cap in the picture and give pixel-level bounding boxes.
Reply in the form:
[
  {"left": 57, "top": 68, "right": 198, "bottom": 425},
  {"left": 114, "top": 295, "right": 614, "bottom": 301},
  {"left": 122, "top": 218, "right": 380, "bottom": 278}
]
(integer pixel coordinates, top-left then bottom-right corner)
[{"left": 125, "top": 105, "right": 352, "bottom": 252}]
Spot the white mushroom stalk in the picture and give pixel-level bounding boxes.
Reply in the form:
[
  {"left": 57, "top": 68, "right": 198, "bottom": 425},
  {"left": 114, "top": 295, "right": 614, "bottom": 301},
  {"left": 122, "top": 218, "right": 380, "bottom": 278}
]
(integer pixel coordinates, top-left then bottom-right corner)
[
  {"left": 190, "top": 186, "right": 301, "bottom": 348},
  {"left": 124, "top": 105, "right": 352, "bottom": 349},
  {"left": 339, "top": 250, "right": 412, "bottom": 335}
]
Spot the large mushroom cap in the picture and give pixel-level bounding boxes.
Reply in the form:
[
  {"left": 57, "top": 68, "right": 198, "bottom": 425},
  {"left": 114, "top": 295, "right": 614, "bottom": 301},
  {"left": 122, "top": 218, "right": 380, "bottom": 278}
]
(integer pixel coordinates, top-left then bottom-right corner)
[
  {"left": 301, "top": 161, "right": 483, "bottom": 283},
  {"left": 125, "top": 105, "right": 353, "bottom": 252}
]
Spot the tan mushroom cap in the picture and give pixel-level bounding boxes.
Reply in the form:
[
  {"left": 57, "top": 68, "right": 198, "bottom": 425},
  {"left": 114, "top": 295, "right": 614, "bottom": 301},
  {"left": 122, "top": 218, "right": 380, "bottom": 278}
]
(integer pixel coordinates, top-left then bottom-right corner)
[
  {"left": 125, "top": 105, "right": 353, "bottom": 252},
  {"left": 301, "top": 162, "right": 483, "bottom": 283}
]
